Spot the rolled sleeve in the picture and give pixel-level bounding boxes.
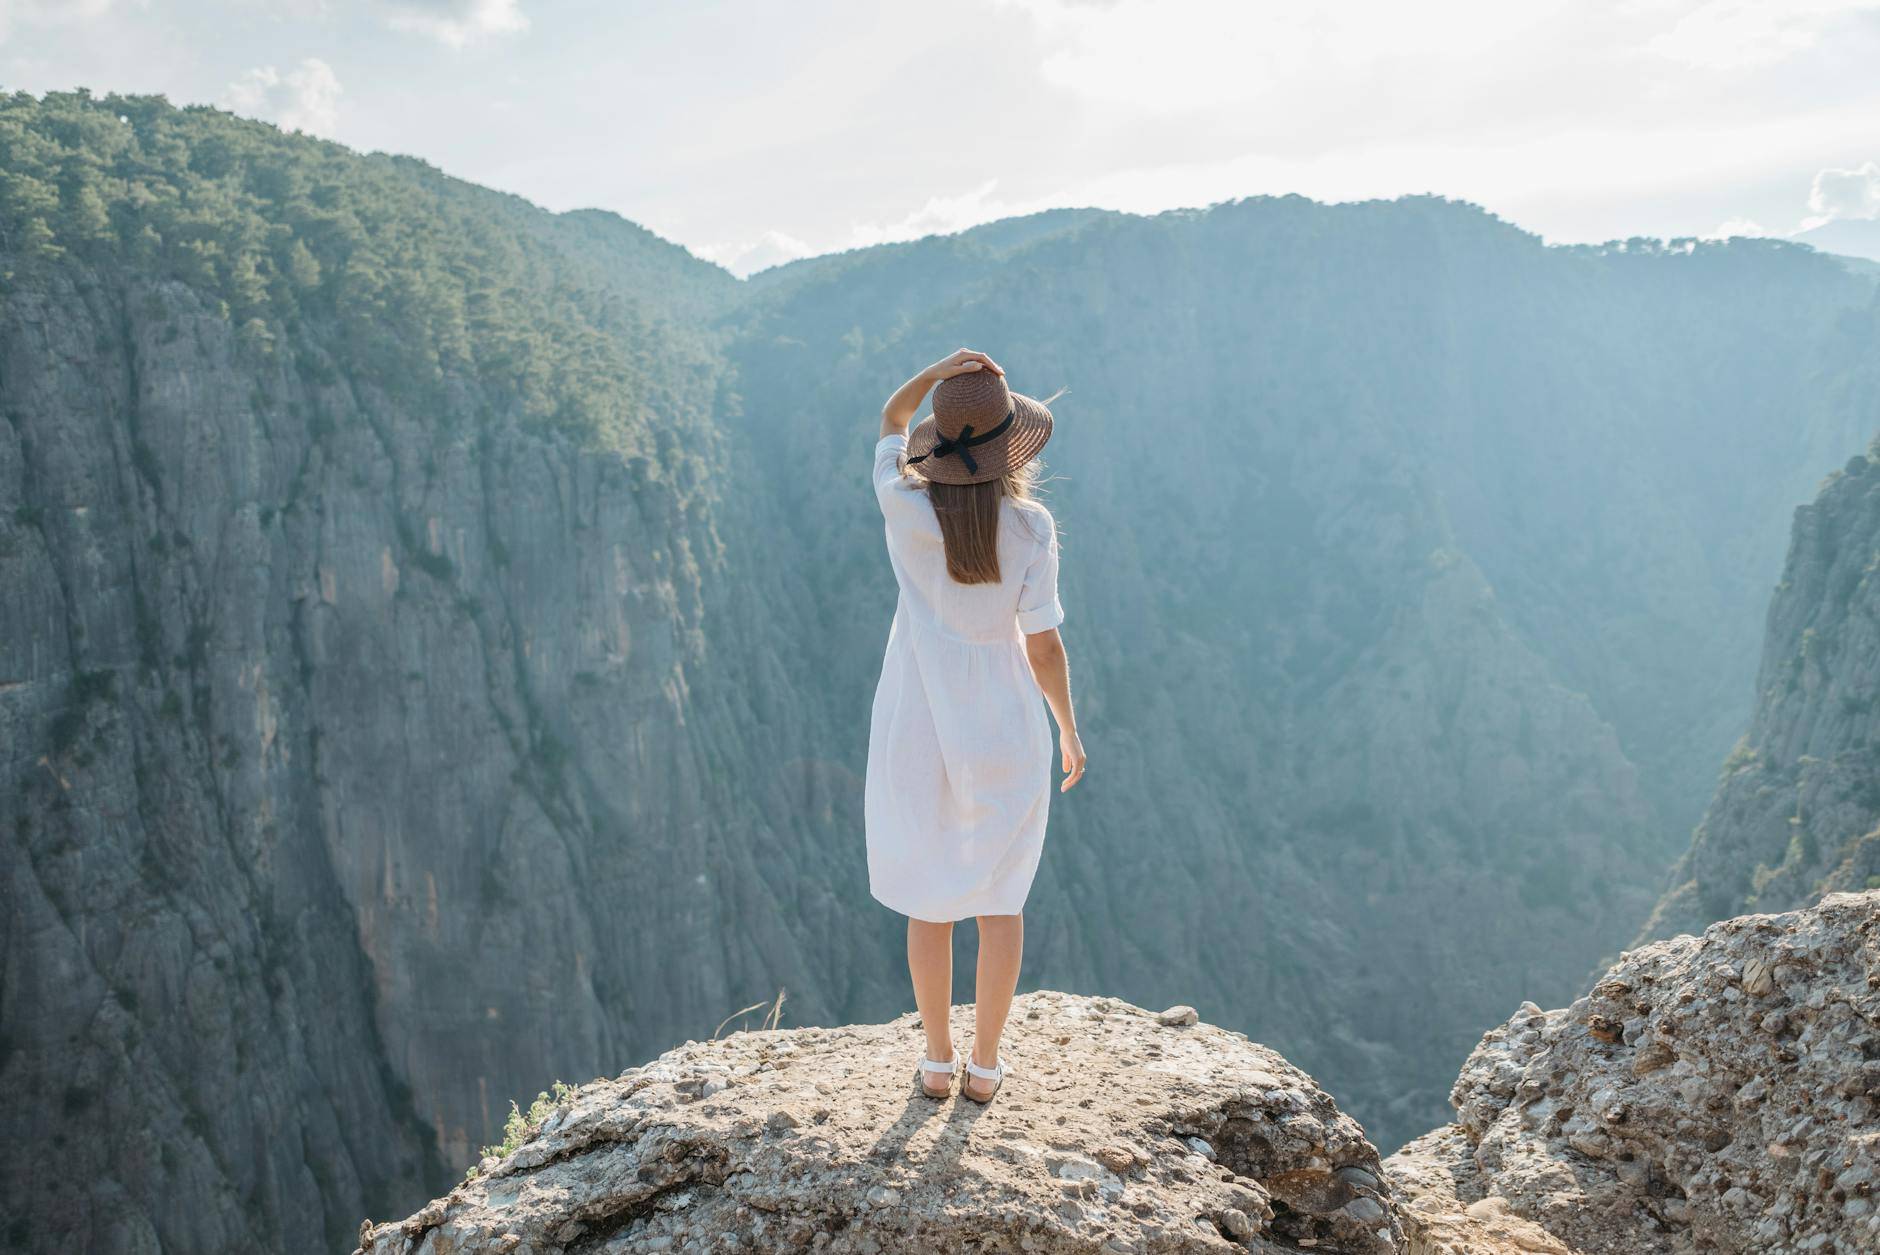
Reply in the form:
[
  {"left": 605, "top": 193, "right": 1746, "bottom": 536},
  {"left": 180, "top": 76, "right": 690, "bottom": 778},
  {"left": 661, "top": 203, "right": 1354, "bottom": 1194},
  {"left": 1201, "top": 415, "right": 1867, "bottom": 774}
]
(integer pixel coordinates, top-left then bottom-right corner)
[
  {"left": 1016, "top": 523, "right": 1064, "bottom": 634},
  {"left": 873, "top": 433, "right": 908, "bottom": 495},
  {"left": 1017, "top": 595, "right": 1065, "bottom": 635}
]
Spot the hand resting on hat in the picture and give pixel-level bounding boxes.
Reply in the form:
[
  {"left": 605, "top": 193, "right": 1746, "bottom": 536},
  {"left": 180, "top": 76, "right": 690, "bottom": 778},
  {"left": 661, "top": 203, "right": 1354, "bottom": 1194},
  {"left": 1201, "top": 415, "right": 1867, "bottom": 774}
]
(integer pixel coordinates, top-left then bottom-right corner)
[
  {"left": 927, "top": 347, "right": 1004, "bottom": 381},
  {"left": 879, "top": 348, "right": 1004, "bottom": 438}
]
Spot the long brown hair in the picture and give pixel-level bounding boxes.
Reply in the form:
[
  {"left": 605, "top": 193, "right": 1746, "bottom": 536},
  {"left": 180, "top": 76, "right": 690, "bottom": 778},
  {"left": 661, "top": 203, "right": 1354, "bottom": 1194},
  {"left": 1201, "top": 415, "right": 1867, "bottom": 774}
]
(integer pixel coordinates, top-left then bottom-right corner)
[{"left": 920, "top": 464, "right": 1038, "bottom": 584}]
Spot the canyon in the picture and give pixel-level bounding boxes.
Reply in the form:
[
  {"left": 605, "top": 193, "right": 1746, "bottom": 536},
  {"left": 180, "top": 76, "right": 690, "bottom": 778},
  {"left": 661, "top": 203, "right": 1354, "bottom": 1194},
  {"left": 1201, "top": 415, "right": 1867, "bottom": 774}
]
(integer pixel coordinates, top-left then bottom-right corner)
[{"left": 3, "top": 92, "right": 1878, "bottom": 1252}]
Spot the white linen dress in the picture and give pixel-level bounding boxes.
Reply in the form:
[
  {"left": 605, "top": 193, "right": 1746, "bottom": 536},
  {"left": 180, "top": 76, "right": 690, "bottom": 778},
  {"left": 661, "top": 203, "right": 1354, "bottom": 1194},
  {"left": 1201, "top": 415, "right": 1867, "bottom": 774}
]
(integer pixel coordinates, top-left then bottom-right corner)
[{"left": 864, "top": 432, "right": 1065, "bottom": 923}]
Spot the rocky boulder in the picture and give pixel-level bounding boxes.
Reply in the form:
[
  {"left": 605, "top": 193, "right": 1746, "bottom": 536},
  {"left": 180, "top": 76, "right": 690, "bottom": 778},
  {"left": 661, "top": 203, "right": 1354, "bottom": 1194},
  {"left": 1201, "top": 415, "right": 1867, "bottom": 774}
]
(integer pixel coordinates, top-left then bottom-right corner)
[
  {"left": 1385, "top": 891, "right": 1880, "bottom": 1254},
  {"left": 357, "top": 992, "right": 1405, "bottom": 1254}
]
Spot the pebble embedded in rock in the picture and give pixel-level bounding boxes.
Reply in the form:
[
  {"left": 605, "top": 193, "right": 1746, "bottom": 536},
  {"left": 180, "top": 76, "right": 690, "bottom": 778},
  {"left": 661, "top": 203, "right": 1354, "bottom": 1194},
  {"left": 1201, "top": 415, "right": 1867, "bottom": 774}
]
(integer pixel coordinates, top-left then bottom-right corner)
[
  {"left": 1218, "top": 1207, "right": 1254, "bottom": 1238},
  {"left": 1157, "top": 1005, "right": 1200, "bottom": 1027},
  {"left": 1335, "top": 1166, "right": 1380, "bottom": 1191}
]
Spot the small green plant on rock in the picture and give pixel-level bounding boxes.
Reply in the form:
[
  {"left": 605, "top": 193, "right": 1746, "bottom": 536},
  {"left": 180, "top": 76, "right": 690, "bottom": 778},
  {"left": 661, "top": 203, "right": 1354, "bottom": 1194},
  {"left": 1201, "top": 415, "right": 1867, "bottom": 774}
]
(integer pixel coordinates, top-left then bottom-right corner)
[{"left": 466, "top": 1081, "right": 577, "bottom": 1181}]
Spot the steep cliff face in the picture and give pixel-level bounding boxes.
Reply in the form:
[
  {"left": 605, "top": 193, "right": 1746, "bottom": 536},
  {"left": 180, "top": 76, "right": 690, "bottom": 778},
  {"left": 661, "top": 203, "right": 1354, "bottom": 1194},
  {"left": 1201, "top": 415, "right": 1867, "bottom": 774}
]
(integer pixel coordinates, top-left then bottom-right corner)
[
  {"left": 1645, "top": 437, "right": 1880, "bottom": 940},
  {"left": 0, "top": 255, "right": 751, "bottom": 1248}
]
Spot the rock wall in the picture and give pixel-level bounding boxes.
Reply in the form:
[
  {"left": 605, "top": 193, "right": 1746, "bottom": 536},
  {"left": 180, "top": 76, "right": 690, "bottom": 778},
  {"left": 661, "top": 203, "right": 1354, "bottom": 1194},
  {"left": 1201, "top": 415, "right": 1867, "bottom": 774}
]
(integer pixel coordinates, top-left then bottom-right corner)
[
  {"left": 0, "top": 261, "right": 758, "bottom": 1250},
  {"left": 1386, "top": 890, "right": 1880, "bottom": 1254},
  {"left": 1646, "top": 440, "right": 1880, "bottom": 940}
]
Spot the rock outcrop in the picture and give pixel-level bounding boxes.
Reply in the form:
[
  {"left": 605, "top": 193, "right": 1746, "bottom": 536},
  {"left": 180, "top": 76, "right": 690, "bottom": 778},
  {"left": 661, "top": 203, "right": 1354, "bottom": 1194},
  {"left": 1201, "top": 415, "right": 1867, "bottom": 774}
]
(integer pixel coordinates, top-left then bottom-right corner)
[
  {"left": 357, "top": 993, "right": 1406, "bottom": 1254},
  {"left": 1646, "top": 443, "right": 1880, "bottom": 941},
  {"left": 1385, "top": 890, "right": 1880, "bottom": 1254}
]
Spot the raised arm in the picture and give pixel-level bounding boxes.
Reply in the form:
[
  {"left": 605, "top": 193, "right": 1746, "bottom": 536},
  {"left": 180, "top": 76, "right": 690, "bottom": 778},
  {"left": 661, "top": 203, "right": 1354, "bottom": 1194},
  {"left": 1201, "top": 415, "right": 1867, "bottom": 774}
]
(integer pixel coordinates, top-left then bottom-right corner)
[
  {"left": 1023, "top": 627, "right": 1087, "bottom": 791},
  {"left": 880, "top": 348, "right": 1005, "bottom": 437}
]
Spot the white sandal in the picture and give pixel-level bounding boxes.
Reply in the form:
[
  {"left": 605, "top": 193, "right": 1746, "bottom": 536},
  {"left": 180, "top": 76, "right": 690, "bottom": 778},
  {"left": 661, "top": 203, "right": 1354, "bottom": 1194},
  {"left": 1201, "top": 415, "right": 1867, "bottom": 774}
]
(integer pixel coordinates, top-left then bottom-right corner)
[
  {"left": 963, "top": 1055, "right": 1008, "bottom": 1103},
  {"left": 917, "top": 1051, "right": 958, "bottom": 1099}
]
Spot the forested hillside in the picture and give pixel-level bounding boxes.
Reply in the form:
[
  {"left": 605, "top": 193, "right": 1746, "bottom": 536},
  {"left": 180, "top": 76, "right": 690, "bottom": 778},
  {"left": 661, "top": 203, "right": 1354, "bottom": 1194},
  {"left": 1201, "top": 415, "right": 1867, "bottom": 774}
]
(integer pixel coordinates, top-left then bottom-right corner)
[{"left": 2, "top": 92, "right": 1876, "bottom": 1253}]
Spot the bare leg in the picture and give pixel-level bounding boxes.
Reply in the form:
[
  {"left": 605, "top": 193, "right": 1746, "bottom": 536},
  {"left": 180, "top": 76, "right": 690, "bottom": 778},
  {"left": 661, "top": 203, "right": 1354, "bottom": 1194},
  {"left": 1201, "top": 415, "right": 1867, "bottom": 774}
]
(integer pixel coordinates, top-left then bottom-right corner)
[
  {"left": 907, "top": 918, "right": 955, "bottom": 1090},
  {"left": 967, "top": 913, "right": 1023, "bottom": 1097}
]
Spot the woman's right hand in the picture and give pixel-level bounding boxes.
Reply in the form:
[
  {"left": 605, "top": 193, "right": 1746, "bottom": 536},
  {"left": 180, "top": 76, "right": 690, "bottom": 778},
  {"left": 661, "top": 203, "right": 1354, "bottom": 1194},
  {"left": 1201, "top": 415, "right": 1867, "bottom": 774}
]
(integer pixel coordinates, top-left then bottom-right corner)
[
  {"left": 1059, "top": 730, "right": 1087, "bottom": 792},
  {"left": 884, "top": 349, "right": 1002, "bottom": 436},
  {"left": 925, "top": 348, "right": 1004, "bottom": 381}
]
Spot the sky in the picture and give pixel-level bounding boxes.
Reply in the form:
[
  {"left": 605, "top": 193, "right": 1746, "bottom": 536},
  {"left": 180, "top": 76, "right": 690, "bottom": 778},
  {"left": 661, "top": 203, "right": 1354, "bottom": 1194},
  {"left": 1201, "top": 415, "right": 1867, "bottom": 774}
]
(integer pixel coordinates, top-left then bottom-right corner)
[{"left": 2, "top": 0, "right": 1879, "bottom": 275}]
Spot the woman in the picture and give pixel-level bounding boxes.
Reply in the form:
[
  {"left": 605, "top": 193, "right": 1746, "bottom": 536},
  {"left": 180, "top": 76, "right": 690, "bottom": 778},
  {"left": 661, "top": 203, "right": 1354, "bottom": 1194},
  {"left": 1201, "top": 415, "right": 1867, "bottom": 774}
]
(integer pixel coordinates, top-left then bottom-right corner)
[{"left": 865, "top": 347, "right": 1087, "bottom": 1104}]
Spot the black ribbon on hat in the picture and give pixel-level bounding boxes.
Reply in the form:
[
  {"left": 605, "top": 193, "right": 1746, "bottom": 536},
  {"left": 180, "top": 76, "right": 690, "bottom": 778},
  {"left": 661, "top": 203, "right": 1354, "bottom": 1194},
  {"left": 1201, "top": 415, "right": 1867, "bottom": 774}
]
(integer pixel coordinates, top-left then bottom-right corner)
[{"left": 905, "top": 407, "right": 1016, "bottom": 476}]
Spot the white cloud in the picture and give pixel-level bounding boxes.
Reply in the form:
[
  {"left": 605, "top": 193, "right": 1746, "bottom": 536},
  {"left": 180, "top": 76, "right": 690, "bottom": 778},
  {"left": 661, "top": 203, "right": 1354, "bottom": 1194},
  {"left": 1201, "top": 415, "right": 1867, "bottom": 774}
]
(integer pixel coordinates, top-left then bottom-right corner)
[
  {"left": 1000, "top": 0, "right": 1562, "bottom": 116},
  {"left": 692, "top": 229, "right": 816, "bottom": 277},
  {"left": 1644, "top": 0, "right": 1873, "bottom": 71},
  {"left": 1000, "top": 0, "right": 1880, "bottom": 118},
  {"left": 693, "top": 182, "right": 1064, "bottom": 276},
  {"left": 0, "top": 0, "right": 122, "bottom": 44},
  {"left": 1704, "top": 217, "right": 1768, "bottom": 239},
  {"left": 847, "top": 181, "right": 1032, "bottom": 249},
  {"left": 383, "top": 0, "right": 528, "bottom": 48},
  {"left": 223, "top": 58, "right": 343, "bottom": 137},
  {"left": 0, "top": 0, "right": 117, "bottom": 15},
  {"left": 964, "top": 0, "right": 1880, "bottom": 252},
  {"left": 1803, "top": 160, "right": 1880, "bottom": 227}
]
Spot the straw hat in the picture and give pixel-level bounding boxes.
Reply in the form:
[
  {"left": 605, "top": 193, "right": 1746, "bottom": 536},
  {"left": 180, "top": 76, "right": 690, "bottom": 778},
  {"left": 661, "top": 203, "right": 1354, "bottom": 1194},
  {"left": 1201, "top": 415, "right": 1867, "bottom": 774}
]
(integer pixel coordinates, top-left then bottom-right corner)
[{"left": 905, "top": 370, "right": 1054, "bottom": 485}]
